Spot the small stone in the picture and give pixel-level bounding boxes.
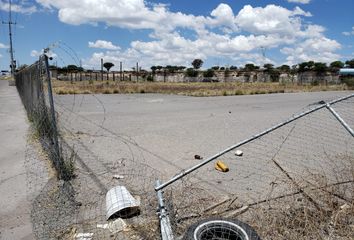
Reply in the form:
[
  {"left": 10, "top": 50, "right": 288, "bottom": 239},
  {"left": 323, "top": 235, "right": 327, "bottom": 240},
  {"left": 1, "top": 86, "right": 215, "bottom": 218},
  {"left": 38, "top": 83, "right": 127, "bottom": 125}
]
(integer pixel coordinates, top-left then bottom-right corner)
[{"left": 235, "top": 150, "right": 243, "bottom": 156}]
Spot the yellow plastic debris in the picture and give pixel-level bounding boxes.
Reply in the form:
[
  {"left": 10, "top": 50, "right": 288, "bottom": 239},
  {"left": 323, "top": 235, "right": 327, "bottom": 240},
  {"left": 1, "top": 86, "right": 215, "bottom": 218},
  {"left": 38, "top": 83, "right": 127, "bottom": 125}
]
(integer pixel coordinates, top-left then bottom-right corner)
[{"left": 215, "top": 160, "right": 229, "bottom": 172}]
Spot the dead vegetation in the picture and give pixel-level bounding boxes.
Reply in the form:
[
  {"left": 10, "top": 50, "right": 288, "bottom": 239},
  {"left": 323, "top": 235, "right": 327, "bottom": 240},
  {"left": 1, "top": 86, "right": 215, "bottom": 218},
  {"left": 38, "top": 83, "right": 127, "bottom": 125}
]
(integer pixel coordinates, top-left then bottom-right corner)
[
  {"left": 52, "top": 80, "right": 349, "bottom": 97},
  {"left": 164, "top": 156, "right": 354, "bottom": 239}
]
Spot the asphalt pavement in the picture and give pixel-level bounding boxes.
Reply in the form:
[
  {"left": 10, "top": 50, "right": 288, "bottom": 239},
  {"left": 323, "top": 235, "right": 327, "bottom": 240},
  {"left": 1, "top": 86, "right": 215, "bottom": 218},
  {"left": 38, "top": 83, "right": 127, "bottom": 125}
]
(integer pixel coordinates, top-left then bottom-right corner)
[{"left": 0, "top": 80, "right": 33, "bottom": 240}]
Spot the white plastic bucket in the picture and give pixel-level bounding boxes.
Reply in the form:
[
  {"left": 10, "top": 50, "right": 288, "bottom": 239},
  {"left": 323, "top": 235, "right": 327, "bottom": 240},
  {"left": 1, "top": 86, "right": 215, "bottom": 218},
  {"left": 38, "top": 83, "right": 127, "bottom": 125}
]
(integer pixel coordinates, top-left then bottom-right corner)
[{"left": 106, "top": 186, "right": 140, "bottom": 220}]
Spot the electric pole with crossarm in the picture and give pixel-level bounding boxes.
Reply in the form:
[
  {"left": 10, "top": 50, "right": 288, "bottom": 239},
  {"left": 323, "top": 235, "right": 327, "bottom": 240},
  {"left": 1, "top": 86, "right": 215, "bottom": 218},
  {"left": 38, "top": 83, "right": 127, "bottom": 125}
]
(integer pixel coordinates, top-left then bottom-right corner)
[{"left": 2, "top": 0, "right": 16, "bottom": 76}]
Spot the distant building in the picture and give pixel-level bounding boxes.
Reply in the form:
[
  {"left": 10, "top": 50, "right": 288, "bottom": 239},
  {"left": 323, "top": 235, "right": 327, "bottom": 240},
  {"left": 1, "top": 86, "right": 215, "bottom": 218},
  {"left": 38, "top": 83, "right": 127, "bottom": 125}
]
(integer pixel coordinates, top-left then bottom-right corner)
[{"left": 339, "top": 68, "right": 354, "bottom": 76}]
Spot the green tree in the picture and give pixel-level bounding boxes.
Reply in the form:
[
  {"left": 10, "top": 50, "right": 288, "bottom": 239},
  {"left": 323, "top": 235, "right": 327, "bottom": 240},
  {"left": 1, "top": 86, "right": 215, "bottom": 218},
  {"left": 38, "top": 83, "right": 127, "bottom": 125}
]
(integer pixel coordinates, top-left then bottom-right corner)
[
  {"left": 329, "top": 61, "right": 344, "bottom": 72},
  {"left": 298, "top": 61, "right": 315, "bottom": 72},
  {"left": 203, "top": 69, "right": 215, "bottom": 78},
  {"left": 345, "top": 59, "right": 354, "bottom": 68},
  {"left": 330, "top": 61, "right": 344, "bottom": 69},
  {"left": 244, "top": 63, "right": 257, "bottom": 71},
  {"left": 211, "top": 66, "right": 220, "bottom": 70},
  {"left": 191, "top": 59, "right": 203, "bottom": 69},
  {"left": 263, "top": 63, "right": 274, "bottom": 71},
  {"left": 229, "top": 65, "right": 238, "bottom": 70},
  {"left": 67, "top": 65, "right": 79, "bottom": 72},
  {"left": 151, "top": 66, "right": 157, "bottom": 73},
  {"left": 278, "top": 64, "right": 290, "bottom": 72},
  {"left": 185, "top": 68, "right": 198, "bottom": 77},
  {"left": 314, "top": 62, "right": 328, "bottom": 74},
  {"left": 103, "top": 62, "right": 114, "bottom": 72}
]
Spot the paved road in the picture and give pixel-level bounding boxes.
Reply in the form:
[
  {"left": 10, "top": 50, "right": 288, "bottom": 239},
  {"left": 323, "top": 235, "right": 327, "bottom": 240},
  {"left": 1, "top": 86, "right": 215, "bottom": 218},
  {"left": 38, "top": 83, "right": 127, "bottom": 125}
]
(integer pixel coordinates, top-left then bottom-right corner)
[
  {"left": 0, "top": 80, "right": 33, "bottom": 240},
  {"left": 55, "top": 90, "right": 354, "bottom": 180},
  {"left": 54, "top": 90, "right": 354, "bottom": 239}
]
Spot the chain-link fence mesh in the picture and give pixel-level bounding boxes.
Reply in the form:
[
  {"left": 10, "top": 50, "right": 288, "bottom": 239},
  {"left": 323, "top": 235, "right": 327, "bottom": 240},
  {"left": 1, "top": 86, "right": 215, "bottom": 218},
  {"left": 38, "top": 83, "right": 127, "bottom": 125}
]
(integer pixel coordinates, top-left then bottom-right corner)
[
  {"left": 16, "top": 56, "right": 79, "bottom": 239},
  {"left": 15, "top": 56, "right": 354, "bottom": 239},
  {"left": 160, "top": 96, "right": 354, "bottom": 239}
]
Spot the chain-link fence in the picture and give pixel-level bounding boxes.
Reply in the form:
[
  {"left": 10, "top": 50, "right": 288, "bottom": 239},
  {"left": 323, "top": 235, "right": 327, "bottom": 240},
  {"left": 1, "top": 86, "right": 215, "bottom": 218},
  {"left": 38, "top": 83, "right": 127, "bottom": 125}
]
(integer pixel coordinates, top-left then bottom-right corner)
[
  {"left": 156, "top": 94, "right": 354, "bottom": 239},
  {"left": 16, "top": 55, "right": 354, "bottom": 239},
  {"left": 16, "top": 54, "right": 79, "bottom": 239}
]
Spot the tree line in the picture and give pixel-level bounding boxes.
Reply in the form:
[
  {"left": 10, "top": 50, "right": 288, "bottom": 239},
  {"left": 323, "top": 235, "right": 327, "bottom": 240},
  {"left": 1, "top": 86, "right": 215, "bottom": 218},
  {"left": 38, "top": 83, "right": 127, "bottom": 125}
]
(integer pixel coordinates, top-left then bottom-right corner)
[{"left": 45, "top": 58, "right": 354, "bottom": 76}]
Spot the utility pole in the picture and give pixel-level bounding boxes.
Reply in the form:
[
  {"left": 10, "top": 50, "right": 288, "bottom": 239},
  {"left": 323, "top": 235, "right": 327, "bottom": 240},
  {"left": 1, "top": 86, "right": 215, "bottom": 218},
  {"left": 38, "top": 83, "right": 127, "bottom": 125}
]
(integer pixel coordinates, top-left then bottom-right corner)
[
  {"left": 2, "top": 0, "right": 16, "bottom": 76},
  {"left": 136, "top": 62, "right": 139, "bottom": 81}
]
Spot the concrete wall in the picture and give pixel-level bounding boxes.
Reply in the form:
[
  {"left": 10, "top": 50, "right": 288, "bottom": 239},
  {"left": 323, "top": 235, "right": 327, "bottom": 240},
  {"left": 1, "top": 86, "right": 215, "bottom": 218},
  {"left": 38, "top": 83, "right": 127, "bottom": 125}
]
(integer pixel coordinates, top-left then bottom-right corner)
[
  {"left": 53, "top": 69, "right": 341, "bottom": 85},
  {"left": 152, "top": 70, "right": 340, "bottom": 84}
]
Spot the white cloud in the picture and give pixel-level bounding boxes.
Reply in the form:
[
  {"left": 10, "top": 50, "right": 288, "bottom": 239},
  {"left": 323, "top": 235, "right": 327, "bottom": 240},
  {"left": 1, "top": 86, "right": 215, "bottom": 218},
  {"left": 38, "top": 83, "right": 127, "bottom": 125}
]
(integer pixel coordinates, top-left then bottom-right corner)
[
  {"left": 31, "top": 49, "right": 57, "bottom": 58},
  {"left": 0, "top": 42, "right": 8, "bottom": 49},
  {"left": 287, "top": 0, "right": 311, "bottom": 4},
  {"left": 88, "top": 40, "right": 120, "bottom": 50},
  {"left": 30, "top": 50, "right": 41, "bottom": 57},
  {"left": 34, "top": 1, "right": 341, "bottom": 67},
  {"left": 281, "top": 37, "right": 341, "bottom": 64},
  {"left": 0, "top": 0, "right": 37, "bottom": 14},
  {"left": 342, "top": 26, "right": 354, "bottom": 36},
  {"left": 235, "top": 5, "right": 311, "bottom": 35}
]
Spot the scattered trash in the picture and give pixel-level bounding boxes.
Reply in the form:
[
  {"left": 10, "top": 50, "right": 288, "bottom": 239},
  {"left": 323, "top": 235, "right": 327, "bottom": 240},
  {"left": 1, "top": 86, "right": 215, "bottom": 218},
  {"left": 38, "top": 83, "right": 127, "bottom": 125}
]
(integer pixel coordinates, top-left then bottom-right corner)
[
  {"left": 340, "top": 203, "right": 350, "bottom": 211},
  {"left": 74, "top": 232, "right": 93, "bottom": 240},
  {"left": 194, "top": 155, "right": 203, "bottom": 160},
  {"left": 234, "top": 150, "right": 243, "bottom": 156},
  {"left": 106, "top": 186, "right": 140, "bottom": 220},
  {"left": 113, "top": 175, "right": 124, "bottom": 180},
  {"left": 97, "top": 218, "right": 128, "bottom": 233},
  {"left": 215, "top": 160, "right": 229, "bottom": 172}
]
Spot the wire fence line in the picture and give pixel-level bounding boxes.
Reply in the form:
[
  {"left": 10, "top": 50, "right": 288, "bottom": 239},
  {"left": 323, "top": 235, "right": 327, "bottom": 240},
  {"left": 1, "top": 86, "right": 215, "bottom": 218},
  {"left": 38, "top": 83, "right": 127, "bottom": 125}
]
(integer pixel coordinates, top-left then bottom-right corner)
[
  {"left": 158, "top": 94, "right": 354, "bottom": 239},
  {"left": 15, "top": 54, "right": 354, "bottom": 239},
  {"left": 15, "top": 54, "right": 81, "bottom": 239},
  {"left": 15, "top": 54, "right": 74, "bottom": 181}
]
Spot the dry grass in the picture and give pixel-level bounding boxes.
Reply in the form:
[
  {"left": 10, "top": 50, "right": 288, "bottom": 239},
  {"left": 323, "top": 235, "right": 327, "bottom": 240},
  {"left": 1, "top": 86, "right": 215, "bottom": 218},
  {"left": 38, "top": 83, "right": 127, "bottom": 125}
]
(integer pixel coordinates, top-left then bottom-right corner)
[{"left": 52, "top": 80, "right": 349, "bottom": 97}]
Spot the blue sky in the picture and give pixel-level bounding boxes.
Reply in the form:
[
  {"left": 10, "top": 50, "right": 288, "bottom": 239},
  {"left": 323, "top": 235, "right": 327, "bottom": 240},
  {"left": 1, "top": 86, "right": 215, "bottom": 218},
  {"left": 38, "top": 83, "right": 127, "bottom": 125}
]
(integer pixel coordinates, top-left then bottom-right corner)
[{"left": 0, "top": 0, "right": 353, "bottom": 71}]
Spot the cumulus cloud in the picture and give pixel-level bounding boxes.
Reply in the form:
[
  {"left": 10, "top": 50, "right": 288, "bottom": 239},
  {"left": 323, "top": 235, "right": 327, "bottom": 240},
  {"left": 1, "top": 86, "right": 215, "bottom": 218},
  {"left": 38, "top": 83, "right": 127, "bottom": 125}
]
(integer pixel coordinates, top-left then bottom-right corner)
[
  {"left": 235, "top": 5, "right": 311, "bottom": 35},
  {"left": 287, "top": 0, "right": 311, "bottom": 4},
  {"left": 31, "top": 49, "right": 57, "bottom": 58},
  {"left": 0, "top": 0, "right": 37, "bottom": 14},
  {"left": 281, "top": 37, "right": 341, "bottom": 64},
  {"left": 342, "top": 26, "right": 354, "bottom": 36},
  {"left": 30, "top": 50, "right": 41, "bottom": 57},
  {"left": 0, "top": 42, "right": 8, "bottom": 49},
  {"left": 88, "top": 40, "right": 120, "bottom": 50},
  {"left": 34, "top": 0, "right": 341, "bottom": 67}
]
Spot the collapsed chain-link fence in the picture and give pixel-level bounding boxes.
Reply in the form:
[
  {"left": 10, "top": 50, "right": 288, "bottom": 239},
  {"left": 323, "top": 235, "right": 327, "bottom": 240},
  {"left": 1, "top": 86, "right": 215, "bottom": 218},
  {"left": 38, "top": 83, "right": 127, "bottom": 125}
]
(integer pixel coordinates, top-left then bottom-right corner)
[
  {"left": 156, "top": 95, "right": 354, "bottom": 239},
  {"left": 16, "top": 55, "right": 354, "bottom": 239}
]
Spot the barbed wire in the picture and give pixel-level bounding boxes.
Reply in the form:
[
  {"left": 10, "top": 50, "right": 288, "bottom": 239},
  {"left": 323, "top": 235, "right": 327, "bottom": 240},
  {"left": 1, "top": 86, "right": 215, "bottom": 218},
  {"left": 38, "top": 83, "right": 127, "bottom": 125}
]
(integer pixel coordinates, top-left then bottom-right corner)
[{"left": 15, "top": 54, "right": 354, "bottom": 239}]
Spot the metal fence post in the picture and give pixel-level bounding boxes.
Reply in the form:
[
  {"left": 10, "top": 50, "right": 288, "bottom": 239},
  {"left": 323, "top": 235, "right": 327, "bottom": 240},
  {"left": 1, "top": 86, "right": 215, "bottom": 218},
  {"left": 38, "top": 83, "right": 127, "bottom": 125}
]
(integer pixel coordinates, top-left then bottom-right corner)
[
  {"left": 43, "top": 52, "right": 63, "bottom": 177},
  {"left": 326, "top": 104, "right": 354, "bottom": 137},
  {"left": 156, "top": 180, "right": 174, "bottom": 240}
]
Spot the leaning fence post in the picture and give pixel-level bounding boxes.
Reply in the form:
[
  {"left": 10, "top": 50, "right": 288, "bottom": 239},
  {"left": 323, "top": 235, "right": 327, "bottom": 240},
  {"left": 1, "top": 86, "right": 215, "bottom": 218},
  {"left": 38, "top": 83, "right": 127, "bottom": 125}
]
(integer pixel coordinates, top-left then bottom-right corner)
[
  {"left": 156, "top": 180, "right": 174, "bottom": 240},
  {"left": 326, "top": 103, "right": 354, "bottom": 137},
  {"left": 43, "top": 51, "right": 64, "bottom": 178}
]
